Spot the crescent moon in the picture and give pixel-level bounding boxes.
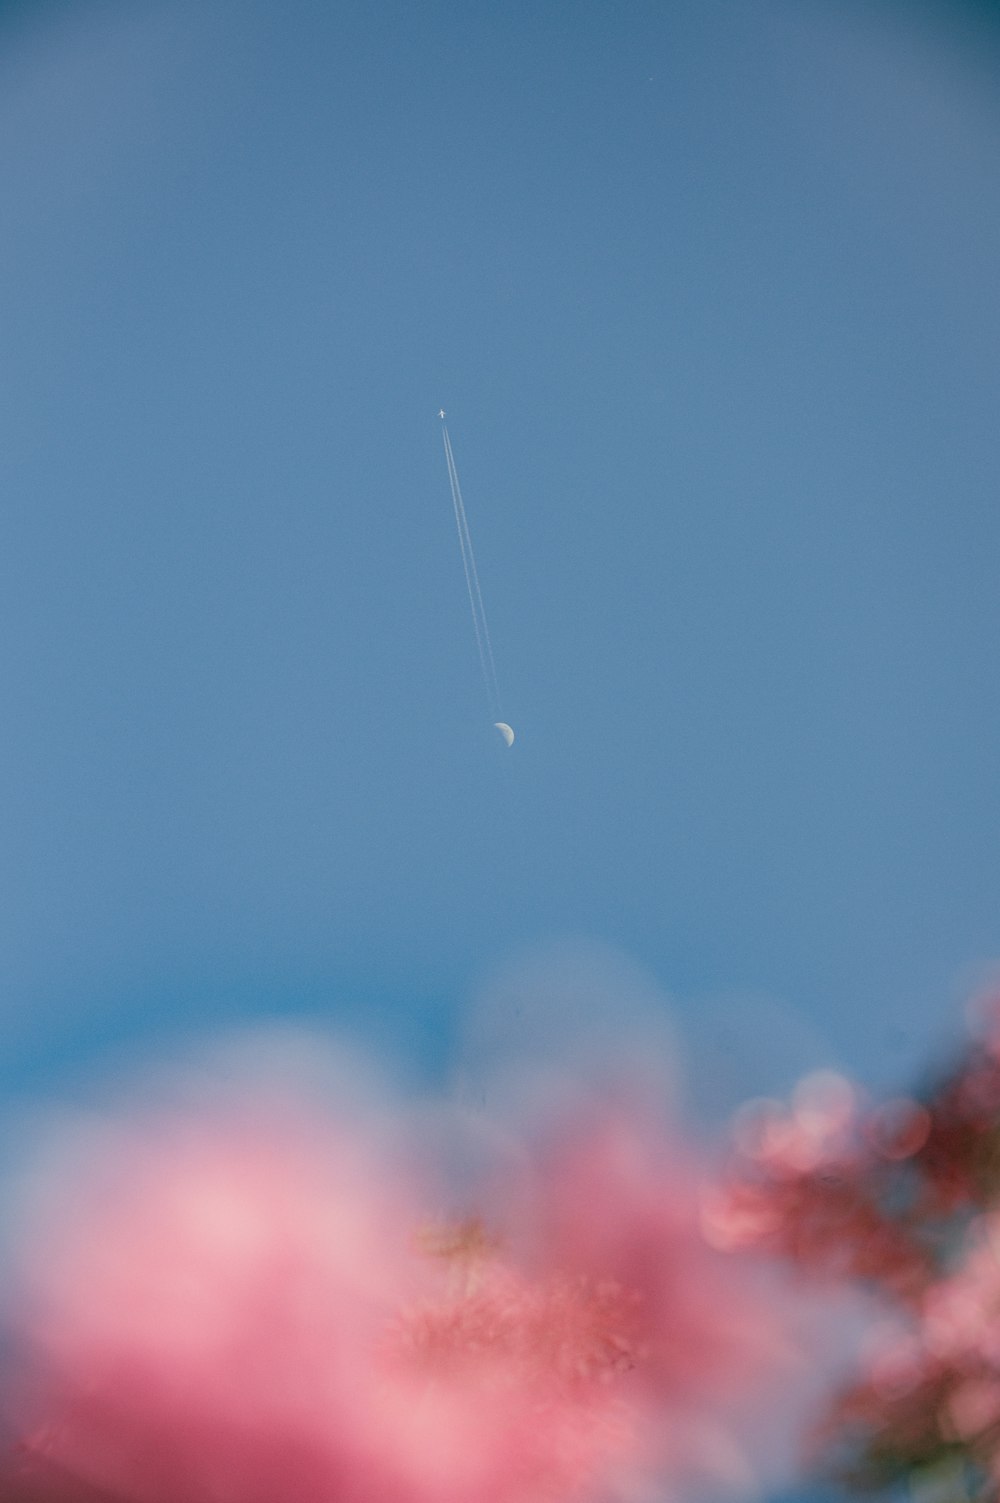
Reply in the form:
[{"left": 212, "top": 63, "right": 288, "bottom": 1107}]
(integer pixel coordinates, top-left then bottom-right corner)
[{"left": 494, "top": 722, "right": 515, "bottom": 747}]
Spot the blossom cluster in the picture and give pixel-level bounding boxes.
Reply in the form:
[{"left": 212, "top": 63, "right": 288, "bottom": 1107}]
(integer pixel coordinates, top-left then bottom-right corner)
[
  {"left": 714, "top": 1005, "right": 1000, "bottom": 1500},
  {"left": 7, "top": 1002, "right": 1000, "bottom": 1503},
  {"left": 0, "top": 1056, "right": 801, "bottom": 1503}
]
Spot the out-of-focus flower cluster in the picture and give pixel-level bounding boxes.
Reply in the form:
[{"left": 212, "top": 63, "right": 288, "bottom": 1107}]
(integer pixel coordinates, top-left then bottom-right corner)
[
  {"left": 0, "top": 1047, "right": 802, "bottom": 1503},
  {"left": 712, "top": 999, "right": 1000, "bottom": 1501},
  {"left": 10, "top": 998, "right": 1000, "bottom": 1503}
]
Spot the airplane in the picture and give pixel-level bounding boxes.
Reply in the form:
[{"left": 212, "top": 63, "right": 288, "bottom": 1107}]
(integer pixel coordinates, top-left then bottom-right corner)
[{"left": 438, "top": 409, "right": 446, "bottom": 419}]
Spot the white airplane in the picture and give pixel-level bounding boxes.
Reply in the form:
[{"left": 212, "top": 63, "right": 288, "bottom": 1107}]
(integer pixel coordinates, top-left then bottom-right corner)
[{"left": 438, "top": 409, "right": 446, "bottom": 419}]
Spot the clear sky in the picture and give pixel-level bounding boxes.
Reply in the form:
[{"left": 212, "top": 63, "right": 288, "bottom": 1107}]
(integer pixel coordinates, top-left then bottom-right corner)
[{"left": 1, "top": 0, "right": 999, "bottom": 1120}]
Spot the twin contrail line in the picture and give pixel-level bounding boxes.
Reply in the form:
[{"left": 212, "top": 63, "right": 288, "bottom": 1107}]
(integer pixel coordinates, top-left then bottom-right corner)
[{"left": 440, "top": 414, "right": 503, "bottom": 724}]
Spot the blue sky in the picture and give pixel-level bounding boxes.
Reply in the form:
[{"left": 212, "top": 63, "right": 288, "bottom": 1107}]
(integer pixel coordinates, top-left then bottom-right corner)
[{"left": 1, "top": 0, "right": 999, "bottom": 1116}]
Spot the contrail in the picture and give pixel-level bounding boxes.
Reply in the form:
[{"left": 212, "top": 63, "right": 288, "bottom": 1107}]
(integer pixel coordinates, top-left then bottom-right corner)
[{"left": 440, "top": 414, "right": 503, "bottom": 724}]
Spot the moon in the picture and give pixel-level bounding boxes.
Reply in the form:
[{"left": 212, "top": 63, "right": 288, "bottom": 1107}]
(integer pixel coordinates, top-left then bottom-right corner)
[{"left": 494, "top": 722, "right": 515, "bottom": 748}]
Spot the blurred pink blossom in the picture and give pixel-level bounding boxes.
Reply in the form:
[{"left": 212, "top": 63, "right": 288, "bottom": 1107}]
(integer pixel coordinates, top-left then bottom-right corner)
[
  {"left": 3, "top": 1106, "right": 431, "bottom": 1503},
  {"left": 0, "top": 1059, "right": 804, "bottom": 1503},
  {"left": 502, "top": 1103, "right": 806, "bottom": 1496}
]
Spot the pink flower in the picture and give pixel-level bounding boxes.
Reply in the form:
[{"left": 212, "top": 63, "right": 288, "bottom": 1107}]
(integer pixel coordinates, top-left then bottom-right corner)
[
  {"left": 713, "top": 1073, "right": 933, "bottom": 1299},
  {"left": 4, "top": 1106, "right": 433, "bottom": 1503},
  {"left": 504, "top": 1103, "right": 805, "bottom": 1497},
  {"left": 0, "top": 1068, "right": 803, "bottom": 1503},
  {"left": 946, "top": 1377, "right": 1000, "bottom": 1442}
]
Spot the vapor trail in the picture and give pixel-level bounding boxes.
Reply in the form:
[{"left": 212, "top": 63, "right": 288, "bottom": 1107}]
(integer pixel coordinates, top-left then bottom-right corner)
[{"left": 441, "top": 418, "right": 503, "bottom": 721}]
